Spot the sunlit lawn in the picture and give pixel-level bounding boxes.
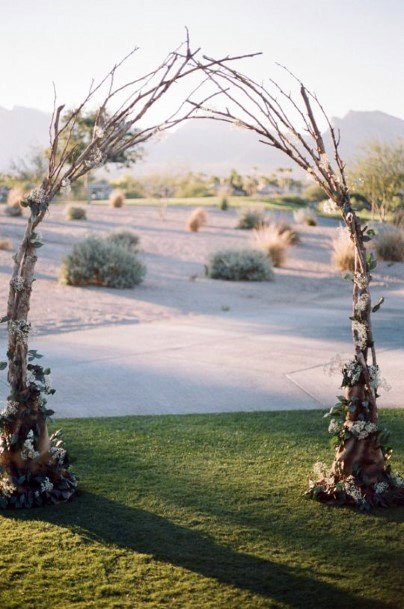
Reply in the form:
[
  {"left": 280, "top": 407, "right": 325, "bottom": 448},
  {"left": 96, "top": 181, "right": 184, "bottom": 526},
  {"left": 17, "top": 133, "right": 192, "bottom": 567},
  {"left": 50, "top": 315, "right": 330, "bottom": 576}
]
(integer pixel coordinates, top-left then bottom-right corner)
[{"left": 0, "top": 410, "right": 403, "bottom": 609}]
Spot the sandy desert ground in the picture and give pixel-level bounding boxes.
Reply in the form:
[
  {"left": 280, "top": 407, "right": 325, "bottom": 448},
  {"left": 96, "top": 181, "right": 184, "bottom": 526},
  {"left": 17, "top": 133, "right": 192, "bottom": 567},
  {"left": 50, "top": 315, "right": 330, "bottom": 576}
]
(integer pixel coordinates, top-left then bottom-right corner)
[
  {"left": 0, "top": 205, "right": 404, "bottom": 334},
  {"left": 0, "top": 203, "right": 403, "bottom": 336}
]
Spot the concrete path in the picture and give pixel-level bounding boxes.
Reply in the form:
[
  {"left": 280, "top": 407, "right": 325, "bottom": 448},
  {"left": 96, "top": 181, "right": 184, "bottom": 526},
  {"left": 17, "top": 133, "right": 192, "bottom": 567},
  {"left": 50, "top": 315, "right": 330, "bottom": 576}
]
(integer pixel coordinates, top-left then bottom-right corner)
[{"left": 1, "top": 290, "right": 402, "bottom": 418}]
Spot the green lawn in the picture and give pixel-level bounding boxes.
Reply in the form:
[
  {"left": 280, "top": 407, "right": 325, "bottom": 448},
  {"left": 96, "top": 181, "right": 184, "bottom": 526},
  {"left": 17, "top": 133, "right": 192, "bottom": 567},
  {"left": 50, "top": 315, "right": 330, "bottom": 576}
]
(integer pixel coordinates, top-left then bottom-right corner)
[
  {"left": 60, "top": 195, "right": 308, "bottom": 213},
  {"left": 0, "top": 410, "right": 403, "bottom": 609}
]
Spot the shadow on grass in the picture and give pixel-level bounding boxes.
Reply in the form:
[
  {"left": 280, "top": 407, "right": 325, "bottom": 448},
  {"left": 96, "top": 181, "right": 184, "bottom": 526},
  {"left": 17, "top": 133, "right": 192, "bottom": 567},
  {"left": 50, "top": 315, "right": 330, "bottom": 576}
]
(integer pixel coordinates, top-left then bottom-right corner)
[{"left": 4, "top": 491, "right": 394, "bottom": 609}]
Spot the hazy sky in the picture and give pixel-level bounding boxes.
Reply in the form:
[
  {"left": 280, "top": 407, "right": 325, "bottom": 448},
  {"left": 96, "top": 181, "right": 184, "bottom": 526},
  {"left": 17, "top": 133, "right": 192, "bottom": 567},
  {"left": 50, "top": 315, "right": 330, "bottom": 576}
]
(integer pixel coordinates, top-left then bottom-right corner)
[{"left": 0, "top": 0, "right": 403, "bottom": 122}]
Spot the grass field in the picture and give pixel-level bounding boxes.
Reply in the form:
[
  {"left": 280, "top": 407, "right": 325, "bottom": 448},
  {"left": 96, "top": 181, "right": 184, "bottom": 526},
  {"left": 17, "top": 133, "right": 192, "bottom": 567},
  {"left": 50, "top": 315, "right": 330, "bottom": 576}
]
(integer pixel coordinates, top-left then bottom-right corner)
[{"left": 0, "top": 410, "right": 403, "bottom": 609}]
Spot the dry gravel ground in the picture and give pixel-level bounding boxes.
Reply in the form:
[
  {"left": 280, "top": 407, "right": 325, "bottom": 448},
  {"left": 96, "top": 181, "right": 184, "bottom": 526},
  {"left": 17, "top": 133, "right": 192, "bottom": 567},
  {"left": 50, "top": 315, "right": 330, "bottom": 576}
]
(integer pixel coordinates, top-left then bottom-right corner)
[{"left": 1, "top": 203, "right": 403, "bottom": 335}]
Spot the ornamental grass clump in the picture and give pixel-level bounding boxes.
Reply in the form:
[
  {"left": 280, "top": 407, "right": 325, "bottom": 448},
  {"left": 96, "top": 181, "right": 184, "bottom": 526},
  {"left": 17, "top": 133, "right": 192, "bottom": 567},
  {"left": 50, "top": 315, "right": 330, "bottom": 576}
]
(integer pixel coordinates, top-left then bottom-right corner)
[
  {"left": 59, "top": 236, "right": 146, "bottom": 288},
  {"left": 206, "top": 248, "right": 273, "bottom": 281},
  {"left": 5, "top": 188, "right": 23, "bottom": 217},
  {"left": 236, "top": 207, "right": 266, "bottom": 230},
  {"left": 293, "top": 208, "right": 317, "bottom": 226},
  {"left": 65, "top": 205, "right": 87, "bottom": 221},
  {"left": 392, "top": 208, "right": 404, "bottom": 229},
  {"left": 106, "top": 229, "right": 140, "bottom": 251},
  {"left": 271, "top": 219, "right": 300, "bottom": 245},
  {"left": 187, "top": 207, "right": 208, "bottom": 232},
  {"left": 252, "top": 224, "right": 290, "bottom": 267},
  {"left": 374, "top": 226, "right": 404, "bottom": 262},
  {"left": 109, "top": 188, "right": 125, "bottom": 208},
  {"left": 332, "top": 227, "right": 355, "bottom": 271},
  {"left": 0, "top": 238, "right": 13, "bottom": 251}
]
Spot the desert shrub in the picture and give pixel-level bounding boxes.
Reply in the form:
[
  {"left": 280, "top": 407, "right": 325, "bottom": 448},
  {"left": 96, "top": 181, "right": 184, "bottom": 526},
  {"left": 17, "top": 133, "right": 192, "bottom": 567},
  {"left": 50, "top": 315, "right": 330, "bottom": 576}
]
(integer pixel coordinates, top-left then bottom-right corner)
[
  {"left": 5, "top": 188, "right": 23, "bottom": 217},
  {"left": 293, "top": 208, "right": 317, "bottom": 226},
  {"left": 271, "top": 219, "right": 300, "bottom": 245},
  {"left": 374, "top": 227, "right": 404, "bottom": 262},
  {"left": 109, "top": 188, "right": 125, "bottom": 208},
  {"left": 65, "top": 205, "right": 87, "bottom": 221},
  {"left": 0, "top": 238, "right": 12, "bottom": 250},
  {"left": 187, "top": 207, "right": 208, "bottom": 232},
  {"left": 303, "top": 183, "right": 328, "bottom": 202},
  {"left": 106, "top": 229, "right": 140, "bottom": 251},
  {"left": 332, "top": 228, "right": 355, "bottom": 271},
  {"left": 236, "top": 208, "right": 266, "bottom": 230},
  {"left": 392, "top": 208, "right": 404, "bottom": 229},
  {"left": 219, "top": 196, "right": 229, "bottom": 211},
  {"left": 206, "top": 248, "right": 273, "bottom": 281},
  {"left": 253, "top": 225, "right": 290, "bottom": 267},
  {"left": 59, "top": 236, "right": 146, "bottom": 288}
]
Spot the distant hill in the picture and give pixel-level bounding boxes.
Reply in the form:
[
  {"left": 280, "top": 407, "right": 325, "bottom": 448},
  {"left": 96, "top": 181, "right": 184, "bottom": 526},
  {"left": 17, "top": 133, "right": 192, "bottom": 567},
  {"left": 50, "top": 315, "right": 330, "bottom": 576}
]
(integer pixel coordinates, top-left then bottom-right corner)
[
  {"left": 0, "top": 105, "right": 403, "bottom": 176},
  {"left": 0, "top": 106, "right": 50, "bottom": 171}
]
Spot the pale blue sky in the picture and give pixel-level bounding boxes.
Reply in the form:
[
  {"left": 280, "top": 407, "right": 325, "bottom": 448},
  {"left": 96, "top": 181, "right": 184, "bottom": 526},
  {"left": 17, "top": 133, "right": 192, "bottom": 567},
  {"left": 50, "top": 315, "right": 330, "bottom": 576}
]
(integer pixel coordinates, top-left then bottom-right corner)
[{"left": 0, "top": 0, "right": 403, "bottom": 122}]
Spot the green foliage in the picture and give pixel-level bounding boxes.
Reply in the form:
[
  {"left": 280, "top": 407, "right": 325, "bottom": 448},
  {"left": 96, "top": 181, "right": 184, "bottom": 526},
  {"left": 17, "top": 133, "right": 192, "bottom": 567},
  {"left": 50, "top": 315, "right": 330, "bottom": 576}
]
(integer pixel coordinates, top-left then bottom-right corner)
[
  {"left": 65, "top": 205, "right": 87, "bottom": 221},
  {"left": 59, "top": 236, "right": 146, "bottom": 288},
  {"left": 236, "top": 208, "right": 266, "bottom": 229},
  {"left": 303, "top": 183, "right": 328, "bottom": 202},
  {"left": 106, "top": 229, "right": 140, "bottom": 251},
  {"left": 348, "top": 140, "right": 404, "bottom": 222},
  {"left": 206, "top": 248, "right": 273, "bottom": 281},
  {"left": 60, "top": 108, "right": 144, "bottom": 169}
]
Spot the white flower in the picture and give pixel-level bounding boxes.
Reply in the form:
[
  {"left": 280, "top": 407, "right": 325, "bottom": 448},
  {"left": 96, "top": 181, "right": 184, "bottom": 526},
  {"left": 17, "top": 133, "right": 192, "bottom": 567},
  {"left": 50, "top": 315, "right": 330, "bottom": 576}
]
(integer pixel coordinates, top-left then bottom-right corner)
[
  {"left": 345, "top": 420, "right": 377, "bottom": 440},
  {"left": 40, "top": 477, "right": 53, "bottom": 493},
  {"left": 93, "top": 125, "right": 105, "bottom": 139},
  {"left": 344, "top": 477, "right": 365, "bottom": 504},
  {"left": 322, "top": 199, "right": 339, "bottom": 214},
  {"left": 1, "top": 401, "right": 19, "bottom": 418},
  {"left": 50, "top": 446, "right": 66, "bottom": 466},
  {"left": 352, "top": 320, "right": 368, "bottom": 350},
  {"left": 60, "top": 178, "right": 71, "bottom": 195},
  {"left": 84, "top": 147, "right": 104, "bottom": 168},
  {"left": 341, "top": 358, "right": 362, "bottom": 386},
  {"left": 21, "top": 429, "right": 40, "bottom": 460},
  {"left": 328, "top": 419, "right": 340, "bottom": 434},
  {"left": 374, "top": 481, "right": 389, "bottom": 494},
  {"left": 0, "top": 477, "right": 17, "bottom": 497}
]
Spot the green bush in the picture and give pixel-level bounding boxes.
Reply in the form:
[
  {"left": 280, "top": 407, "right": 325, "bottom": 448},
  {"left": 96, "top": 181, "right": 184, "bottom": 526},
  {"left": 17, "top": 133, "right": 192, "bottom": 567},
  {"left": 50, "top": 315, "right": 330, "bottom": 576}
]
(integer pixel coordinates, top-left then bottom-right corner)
[
  {"left": 206, "top": 248, "right": 274, "bottom": 281},
  {"left": 236, "top": 208, "right": 266, "bottom": 230},
  {"left": 106, "top": 229, "right": 140, "bottom": 251},
  {"left": 65, "top": 205, "right": 87, "bottom": 221},
  {"left": 219, "top": 196, "right": 229, "bottom": 211},
  {"left": 59, "top": 236, "right": 146, "bottom": 288}
]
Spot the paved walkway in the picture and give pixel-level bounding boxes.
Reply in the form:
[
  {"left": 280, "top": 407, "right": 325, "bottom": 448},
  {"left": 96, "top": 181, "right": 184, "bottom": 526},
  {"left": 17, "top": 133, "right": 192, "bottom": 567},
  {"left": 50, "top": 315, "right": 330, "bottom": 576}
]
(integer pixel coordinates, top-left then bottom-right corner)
[{"left": 1, "top": 291, "right": 402, "bottom": 418}]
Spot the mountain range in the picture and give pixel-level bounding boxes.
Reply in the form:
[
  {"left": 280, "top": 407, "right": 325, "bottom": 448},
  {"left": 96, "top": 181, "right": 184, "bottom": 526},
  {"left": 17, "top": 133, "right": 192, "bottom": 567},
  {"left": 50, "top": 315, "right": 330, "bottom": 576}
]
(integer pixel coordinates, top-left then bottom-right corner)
[{"left": 0, "top": 105, "right": 403, "bottom": 176}]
